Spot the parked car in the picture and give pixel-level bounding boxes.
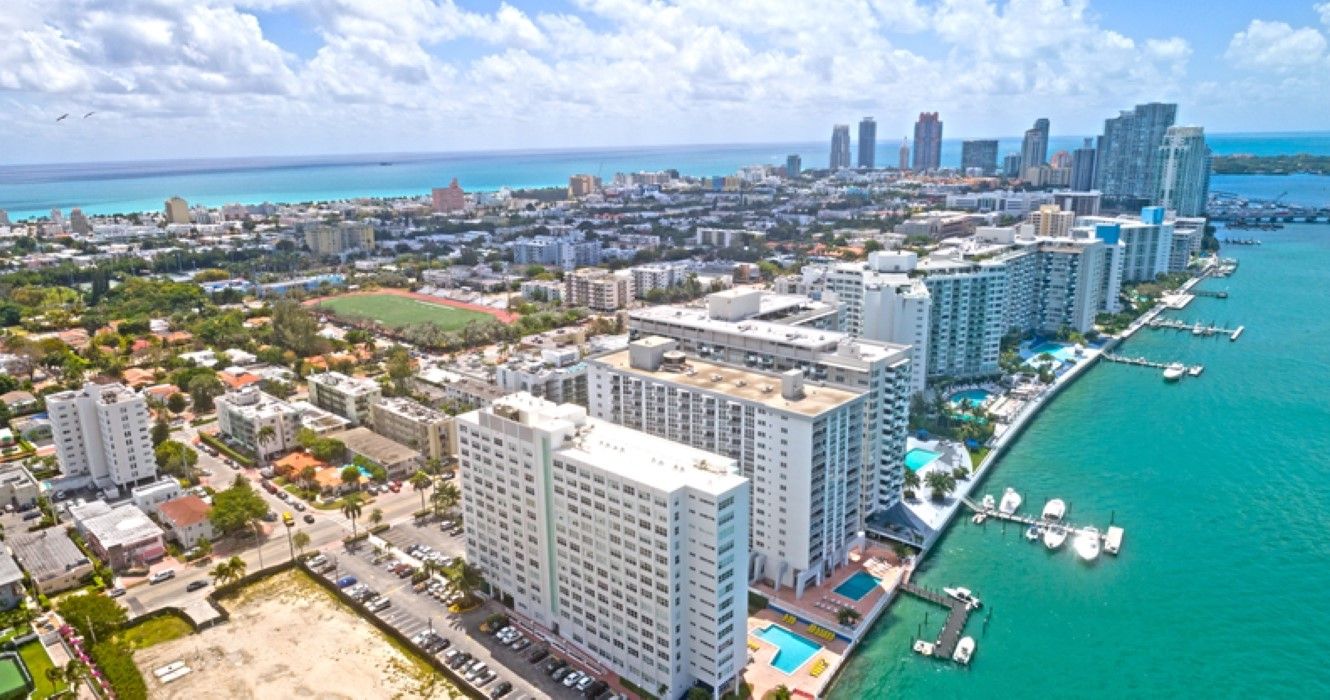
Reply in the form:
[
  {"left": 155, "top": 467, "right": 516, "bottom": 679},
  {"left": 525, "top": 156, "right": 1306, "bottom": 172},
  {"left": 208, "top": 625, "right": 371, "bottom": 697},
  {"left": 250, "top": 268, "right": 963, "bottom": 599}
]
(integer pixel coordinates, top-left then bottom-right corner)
[
  {"left": 551, "top": 667, "right": 572, "bottom": 682},
  {"left": 185, "top": 580, "right": 209, "bottom": 592},
  {"left": 562, "top": 671, "right": 584, "bottom": 688},
  {"left": 293, "top": 501, "right": 306, "bottom": 511},
  {"left": 576, "top": 676, "right": 594, "bottom": 692},
  {"left": 583, "top": 680, "right": 609, "bottom": 698},
  {"left": 490, "top": 681, "right": 513, "bottom": 698},
  {"left": 303, "top": 513, "right": 315, "bottom": 524},
  {"left": 107, "top": 587, "right": 127, "bottom": 598},
  {"left": 527, "top": 648, "right": 548, "bottom": 664},
  {"left": 510, "top": 638, "right": 530, "bottom": 652},
  {"left": 543, "top": 657, "right": 564, "bottom": 675},
  {"left": 336, "top": 576, "right": 357, "bottom": 588},
  {"left": 149, "top": 570, "right": 176, "bottom": 584}
]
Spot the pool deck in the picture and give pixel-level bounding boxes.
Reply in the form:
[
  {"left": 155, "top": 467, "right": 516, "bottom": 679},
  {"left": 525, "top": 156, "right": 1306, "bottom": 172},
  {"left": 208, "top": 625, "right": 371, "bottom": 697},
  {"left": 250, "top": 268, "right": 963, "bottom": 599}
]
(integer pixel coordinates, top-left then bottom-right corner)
[{"left": 745, "top": 543, "right": 906, "bottom": 699}]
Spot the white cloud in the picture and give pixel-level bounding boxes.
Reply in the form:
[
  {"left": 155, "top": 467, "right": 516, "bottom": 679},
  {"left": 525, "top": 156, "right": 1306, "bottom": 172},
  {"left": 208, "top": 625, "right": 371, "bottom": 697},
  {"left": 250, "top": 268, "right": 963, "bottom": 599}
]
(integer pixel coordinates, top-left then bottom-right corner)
[
  {"left": 1317, "top": 2, "right": 1330, "bottom": 26},
  {"left": 1226, "top": 19, "right": 1327, "bottom": 72}
]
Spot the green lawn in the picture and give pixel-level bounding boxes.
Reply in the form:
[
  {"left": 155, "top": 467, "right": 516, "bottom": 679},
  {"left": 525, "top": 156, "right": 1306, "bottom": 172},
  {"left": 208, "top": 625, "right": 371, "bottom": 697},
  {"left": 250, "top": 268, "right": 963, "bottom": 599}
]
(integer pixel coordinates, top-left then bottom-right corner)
[
  {"left": 118, "top": 614, "right": 193, "bottom": 650},
  {"left": 19, "top": 641, "right": 65, "bottom": 698},
  {"left": 318, "top": 294, "right": 493, "bottom": 331}
]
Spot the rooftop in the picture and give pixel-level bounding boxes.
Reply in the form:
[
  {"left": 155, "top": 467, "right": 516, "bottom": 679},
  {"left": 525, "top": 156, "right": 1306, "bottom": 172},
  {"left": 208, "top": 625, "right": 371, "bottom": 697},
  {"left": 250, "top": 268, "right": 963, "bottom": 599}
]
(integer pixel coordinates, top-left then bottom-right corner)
[
  {"left": 331, "top": 427, "right": 421, "bottom": 466},
  {"left": 308, "top": 371, "right": 381, "bottom": 396},
  {"left": 596, "top": 347, "right": 862, "bottom": 417},
  {"left": 630, "top": 304, "right": 908, "bottom": 362},
  {"left": 0, "top": 553, "right": 22, "bottom": 586},
  {"left": 374, "top": 396, "right": 449, "bottom": 424},
  {"left": 81, "top": 504, "right": 164, "bottom": 548},
  {"left": 158, "top": 495, "right": 212, "bottom": 528},
  {"left": 8, "top": 530, "right": 91, "bottom": 581}
]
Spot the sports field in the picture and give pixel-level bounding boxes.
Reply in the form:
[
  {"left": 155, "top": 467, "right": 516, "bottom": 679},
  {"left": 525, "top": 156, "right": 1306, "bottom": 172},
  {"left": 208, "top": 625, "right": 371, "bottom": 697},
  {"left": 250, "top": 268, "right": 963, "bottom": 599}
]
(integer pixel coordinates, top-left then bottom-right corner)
[{"left": 318, "top": 293, "right": 496, "bottom": 330}]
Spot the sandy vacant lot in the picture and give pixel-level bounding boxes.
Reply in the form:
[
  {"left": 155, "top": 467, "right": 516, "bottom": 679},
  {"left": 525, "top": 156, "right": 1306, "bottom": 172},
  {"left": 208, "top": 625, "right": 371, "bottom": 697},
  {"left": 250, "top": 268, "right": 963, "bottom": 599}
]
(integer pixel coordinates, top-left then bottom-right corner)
[{"left": 136, "top": 571, "right": 455, "bottom": 700}]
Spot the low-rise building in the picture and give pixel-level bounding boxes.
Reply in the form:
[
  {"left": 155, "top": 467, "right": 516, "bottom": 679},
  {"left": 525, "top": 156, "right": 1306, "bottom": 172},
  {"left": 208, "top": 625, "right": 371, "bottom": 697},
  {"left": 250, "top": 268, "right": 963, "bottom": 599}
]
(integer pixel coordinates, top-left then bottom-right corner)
[
  {"left": 369, "top": 397, "right": 456, "bottom": 463},
  {"left": 157, "top": 496, "right": 215, "bottom": 549},
  {"left": 215, "top": 387, "right": 300, "bottom": 458},
  {"left": 330, "top": 427, "right": 423, "bottom": 480},
  {"left": 495, "top": 348, "right": 588, "bottom": 407},
  {"left": 74, "top": 503, "right": 166, "bottom": 571},
  {"left": 0, "top": 464, "right": 39, "bottom": 510},
  {"left": 9, "top": 529, "right": 93, "bottom": 594},
  {"left": 0, "top": 554, "right": 23, "bottom": 611},
  {"left": 307, "top": 372, "right": 383, "bottom": 426},
  {"left": 564, "top": 268, "right": 634, "bottom": 310},
  {"left": 130, "top": 478, "right": 183, "bottom": 518}
]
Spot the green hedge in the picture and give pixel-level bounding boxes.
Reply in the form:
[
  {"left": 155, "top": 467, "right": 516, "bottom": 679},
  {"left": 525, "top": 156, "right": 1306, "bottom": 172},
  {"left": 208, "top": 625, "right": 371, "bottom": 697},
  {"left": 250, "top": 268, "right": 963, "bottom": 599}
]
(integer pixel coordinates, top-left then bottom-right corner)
[
  {"left": 90, "top": 641, "right": 148, "bottom": 700},
  {"left": 198, "top": 433, "right": 256, "bottom": 467}
]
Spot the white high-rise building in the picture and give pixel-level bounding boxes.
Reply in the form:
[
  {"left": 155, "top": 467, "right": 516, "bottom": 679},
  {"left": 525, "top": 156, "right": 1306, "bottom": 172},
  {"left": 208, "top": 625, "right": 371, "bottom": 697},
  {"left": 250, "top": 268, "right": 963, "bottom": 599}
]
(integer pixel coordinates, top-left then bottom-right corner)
[
  {"left": 457, "top": 394, "right": 749, "bottom": 700},
  {"left": 1078, "top": 207, "right": 1172, "bottom": 283},
  {"left": 1155, "top": 126, "right": 1211, "bottom": 217},
  {"left": 589, "top": 338, "right": 866, "bottom": 597},
  {"left": 628, "top": 291, "right": 912, "bottom": 520},
  {"left": 825, "top": 252, "right": 930, "bottom": 395},
  {"left": 915, "top": 255, "right": 1008, "bottom": 379},
  {"left": 48, "top": 382, "right": 157, "bottom": 490}
]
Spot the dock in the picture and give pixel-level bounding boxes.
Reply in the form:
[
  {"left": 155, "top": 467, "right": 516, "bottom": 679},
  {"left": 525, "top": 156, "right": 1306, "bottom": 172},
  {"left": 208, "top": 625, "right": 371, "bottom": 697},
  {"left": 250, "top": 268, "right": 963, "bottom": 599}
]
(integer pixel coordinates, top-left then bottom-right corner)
[
  {"left": 959, "top": 496, "right": 1124, "bottom": 556},
  {"left": 1145, "top": 318, "right": 1242, "bottom": 339},
  {"left": 1101, "top": 353, "right": 1204, "bottom": 376},
  {"left": 901, "top": 582, "right": 975, "bottom": 662},
  {"left": 1192, "top": 289, "right": 1229, "bottom": 299}
]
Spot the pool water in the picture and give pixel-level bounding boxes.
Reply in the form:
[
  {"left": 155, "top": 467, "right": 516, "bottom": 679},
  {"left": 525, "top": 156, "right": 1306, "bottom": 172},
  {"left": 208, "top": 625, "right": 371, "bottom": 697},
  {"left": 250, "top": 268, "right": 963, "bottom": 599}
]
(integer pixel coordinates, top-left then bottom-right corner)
[
  {"left": 1024, "top": 341, "right": 1078, "bottom": 365},
  {"left": 948, "top": 388, "right": 991, "bottom": 406},
  {"left": 904, "top": 448, "right": 941, "bottom": 471},
  {"left": 833, "top": 571, "right": 882, "bottom": 601},
  {"left": 753, "top": 624, "right": 822, "bottom": 674}
]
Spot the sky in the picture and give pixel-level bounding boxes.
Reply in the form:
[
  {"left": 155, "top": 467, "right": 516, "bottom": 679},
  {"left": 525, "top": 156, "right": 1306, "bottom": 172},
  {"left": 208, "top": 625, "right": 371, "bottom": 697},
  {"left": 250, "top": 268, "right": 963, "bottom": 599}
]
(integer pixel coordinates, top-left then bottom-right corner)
[{"left": 2, "top": 0, "right": 1330, "bottom": 164}]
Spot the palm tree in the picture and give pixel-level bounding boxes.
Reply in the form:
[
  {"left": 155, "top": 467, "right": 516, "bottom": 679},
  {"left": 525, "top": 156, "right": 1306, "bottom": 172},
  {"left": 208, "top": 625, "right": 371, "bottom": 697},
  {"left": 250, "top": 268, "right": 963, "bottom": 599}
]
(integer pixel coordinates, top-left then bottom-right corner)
[
  {"left": 446, "top": 561, "right": 485, "bottom": 605},
  {"left": 299, "top": 465, "right": 318, "bottom": 492},
  {"left": 431, "top": 480, "right": 460, "bottom": 518},
  {"left": 369, "top": 508, "right": 383, "bottom": 529},
  {"left": 342, "top": 492, "right": 364, "bottom": 539},
  {"left": 903, "top": 468, "right": 921, "bottom": 491},
  {"left": 408, "top": 470, "right": 433, "bottom": 511},
  {"left": 293, "top": 530, "right": 311, "bottom": 555},
  {"left": 836, "top": 607, "right": 861, "bottom": 626},
  {"left": 256, "top": 425, "right": 276, "bottom": 467},
  {"left": 924, "top": 470, "right": 956, "bottom": 502},
  {"left": 770, "top": 685, "right": 793, "bottom": 700},
  {"left": 209, "top": 556, "right": 247, "bottom": 586}
]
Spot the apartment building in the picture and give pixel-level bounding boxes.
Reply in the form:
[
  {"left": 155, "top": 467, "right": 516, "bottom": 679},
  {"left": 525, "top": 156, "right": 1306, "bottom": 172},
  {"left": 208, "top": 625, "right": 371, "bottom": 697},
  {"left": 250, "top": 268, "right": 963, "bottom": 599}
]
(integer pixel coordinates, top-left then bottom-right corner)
[
  {"left": 824, "top": 252, "right": 931, "bottom": 395},
  {"left": 457, "top": 394, "right": 749, "bottom": 699},
  {"left": 565, "top": 269, "right": 634, "bottom": 311},
  {"left": 628, "top": 291, "right": 911, "bottom": 519},
  {"left": 495, "top": 348, "right": 589, "bottom": 407},
  {"left": 589, "top": 339, "right": 865, "bottom": 597},
  {"left": 915, "top": 255, "right": 1008, "bottom": 379},
  {"left": 695, "top": 228, "right": 763, "bottom": 248},
  {"left": 1078, "top": 207, "right": 1173, "bottom": 283},
  {"left": 306, "top": 371, "right": 383, "bottom": 426},
  {"left": 369, "top": 397, "right": 456, "bottom": 463},
  {"left": 629, "top": 262, "right": 693, "bottom": 298},
  {"left": 304, "top": 222, "right": 375, "bottom": 257},
  {"left": 215, "top": 387, "right": 300, "bottom": 458},
  {"left": 48, "top": 382, "right": 157, "bottom": 491}
]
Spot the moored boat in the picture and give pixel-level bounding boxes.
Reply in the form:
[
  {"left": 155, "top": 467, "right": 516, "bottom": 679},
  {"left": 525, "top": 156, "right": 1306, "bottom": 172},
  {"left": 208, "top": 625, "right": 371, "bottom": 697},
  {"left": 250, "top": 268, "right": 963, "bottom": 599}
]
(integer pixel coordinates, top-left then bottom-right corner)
[
  {"left": 981, "top": 494, "right": 996, "bottom": 511},
  {"left": 1025, "top": 524, "right": 1042, "bottom": 542},
  {"left": 943, "top": 587, "right": 982, "bottom": 610},
  {"left": 1043, "top": 525, "right": 1068, "bottom": 550},
  {"left": 1075, "top": 527, "right": 1101, "bottom": 562},
  {"left": 1041, "top": 498, "right": 1066, "bottom": 521},
  {"left": 952, "top": 636, "right": 976, "bottom": 664},
  {"left": 1163, "top": 363, "right": 1185, "bottom": 381},
  {"left": 998, "top": 488, "right": 1022, "bottom": 515}
]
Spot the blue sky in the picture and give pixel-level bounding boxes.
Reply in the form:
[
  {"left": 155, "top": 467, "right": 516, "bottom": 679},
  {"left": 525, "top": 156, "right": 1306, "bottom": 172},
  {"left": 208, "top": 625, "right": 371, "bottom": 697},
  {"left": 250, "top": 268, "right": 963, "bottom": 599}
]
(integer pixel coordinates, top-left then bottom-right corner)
[{"left": 2, "top": 0, "right": 1329, "bottom": 163}]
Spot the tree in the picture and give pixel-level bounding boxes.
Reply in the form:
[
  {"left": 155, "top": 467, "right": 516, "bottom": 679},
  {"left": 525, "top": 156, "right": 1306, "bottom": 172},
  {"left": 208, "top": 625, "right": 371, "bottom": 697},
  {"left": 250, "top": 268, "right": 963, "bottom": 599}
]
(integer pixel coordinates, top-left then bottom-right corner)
[
  {"left": 837, "top": 607, "right": 862, "bottom": 626},
  {"left": 431, "top": 480, "right": 460, "bottom": 518},
  {"left": 687, "top": 689, "right": 711, "bottom": 700},
  {"left": 770, "top": 685, "right": 793, "bottom": 700},
  {"left": 271, "top": 299, "right": 328, "bottom": 357},
  {"left": 409, "top": 470, "right": 433, "bottom": 511},
  {"left": 342, "top": 492, "right": 364, "bottom": 539},
  {"left": 924, "top": 470, "right": 956, "bottom": 502},
  {"left": 299, "top": 465, "right": 318, "bottom": 491},
  {"left": 369, "top": 508, "right": 383, "bottom": 528},
  {"left": 187, "top": 373, "right": 224, "bottom": 413},
  {"left": 340, "top": 465, "right": 361, "bottom": 490},
  {"left": 154, "top": 440, "right": 199, "bottom": 477},
  {"left": 151, "top": 416, "right": 171, "bottom": 446},
  {"left": 293, "top": 530, "right": 311, "bottom": 555},
  {"left": 196, "top": 538, "right": 213, "bottom": 559},
  {"left": 256, "top": 425, "right": 276, "bottom": 466},
  {"left": 166, "top": 392, "right": 188, "bottom": 415},
  {"left": 903, "top": 468, "right": 921, "bottom": 491},
  {"left": 446, "top": 560, "right": 485, "bottom": 605},
  {"left": 209, "top": 556, "right": 247, "bottom": 586},
  {"left": 209, "top": 477, "right": 270, "bottom": 536},
  {"left": 57, "top": 593, "right": 127, "bottom": 643}
]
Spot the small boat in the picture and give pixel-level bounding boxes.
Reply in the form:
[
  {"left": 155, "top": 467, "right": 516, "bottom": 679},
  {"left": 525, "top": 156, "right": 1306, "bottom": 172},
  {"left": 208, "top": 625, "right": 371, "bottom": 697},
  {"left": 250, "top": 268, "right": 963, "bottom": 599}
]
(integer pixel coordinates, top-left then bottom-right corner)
[
  {"left": 913, "top": 639, "right": 935, "bottom": 656},
  {"left": 1025, "top": 525, "right": 1042, "bottom": 542},
  {"left": 981, "top": 494, "right": 996, "bottom": 511},
  {"left": 952, "top": 636, "right": 976, "bottom": 665},
  {"left": 1191, "top": 323, "right": 1203, "bottom": 336},
  {"left": 943, "top": 587, "right": 982, "bottom": 609},
  {"left": 1043, "top": 525, "right": 1068, "bottom": 550},
  {"left": 1188, "top": 365, "right": 1203, "bottom": 377},
  {"left": 1163, "top": 363, "right": 1185, "bottom": 381},
  {"left": 999, "top": 488, "right": 1022, "bottom": 515},
  {"left": 1041, "top": 498, "right": 1066, "bottom": 521},
  {"left": 1075, "top": 527, "right": 1101, "bottom": 562},
  {"left": 972, "top": 513, "right": 986, "bottom": 525}
]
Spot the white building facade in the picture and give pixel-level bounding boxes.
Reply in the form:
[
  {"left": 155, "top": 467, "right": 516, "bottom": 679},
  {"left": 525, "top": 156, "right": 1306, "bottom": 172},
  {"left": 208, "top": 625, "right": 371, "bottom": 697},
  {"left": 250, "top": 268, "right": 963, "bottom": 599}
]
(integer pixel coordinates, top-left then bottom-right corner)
[{"left": 48, "top": 382, "right": 157, "bottom": 490}]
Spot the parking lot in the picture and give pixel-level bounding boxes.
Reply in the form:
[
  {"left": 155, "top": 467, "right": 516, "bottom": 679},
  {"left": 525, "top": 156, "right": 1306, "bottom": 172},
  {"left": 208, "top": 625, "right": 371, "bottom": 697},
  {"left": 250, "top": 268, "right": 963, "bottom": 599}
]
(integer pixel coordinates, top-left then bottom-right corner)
[{"left": 315, "top": 534, "right": 623, "bottom": 700}]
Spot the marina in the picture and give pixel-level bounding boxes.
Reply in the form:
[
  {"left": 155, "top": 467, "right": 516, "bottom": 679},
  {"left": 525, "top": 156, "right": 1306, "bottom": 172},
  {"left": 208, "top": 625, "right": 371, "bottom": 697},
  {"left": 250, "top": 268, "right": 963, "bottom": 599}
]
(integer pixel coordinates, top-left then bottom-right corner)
[
  {"left": 900, "top": 582, "right": 980, "bottom": 666},
  {"left": 1145, "top": 318, "right": 1245, "bottom": 341},
  {"left": 960, "top": 493, "right": 1125, "bottom": 560},
  {"left": 1101, "top": 353, "right": 1204, "bottom": 380}
]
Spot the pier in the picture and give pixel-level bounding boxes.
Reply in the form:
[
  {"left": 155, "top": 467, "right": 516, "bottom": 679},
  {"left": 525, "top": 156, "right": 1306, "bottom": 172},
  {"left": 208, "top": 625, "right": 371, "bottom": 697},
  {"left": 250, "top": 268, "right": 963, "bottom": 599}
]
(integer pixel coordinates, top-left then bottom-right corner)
[
  {"left": 960, "top": 497, "right": 1125, "bottom": 556},
  {"left": 901, "top": 582, "right": 975, "bottom": 663},
  {"left": 1145, "top": 318, "right": 1241, "bottom": 338},
  {"left": 1101, "top": 353, "right": 1204, "bottom": 376},
  {"left": 1191, "top": 289, "right": 1229, "bottom": 299}
]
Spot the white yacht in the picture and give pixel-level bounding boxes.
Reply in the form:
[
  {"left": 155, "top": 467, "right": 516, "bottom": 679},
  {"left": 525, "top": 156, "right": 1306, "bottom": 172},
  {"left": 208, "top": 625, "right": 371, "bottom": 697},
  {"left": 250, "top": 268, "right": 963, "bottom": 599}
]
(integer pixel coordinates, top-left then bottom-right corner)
[
  {"left": 1043, "top": 524, "right": 1068, "bottom": 550},
  {"left": 943, "top": 587, "right": 982, "bottom": 610},
  {"left": 998, "top": 488, "right": 1022, "bottom": 515},
  {"left": 1188, "top": 365, "right": 1204, "bottom": 377},
  {"left": 952, "top": 637, "right": 976, "bottom": 665},
  {"left": 1075, "top": 527, "right": 1101, "bottom": 562},
  {"left": 1041, "top": 498, "right": 1066, "bottom": 521},
  {"left": 1025, "top": 524, "right": 1042, "bottom": 542},
  {"left": 981, "top": 494, "right": 996, "bottom": 511},
  {"left": 1163, "top": 363, "right": 1186, "bottom": 381}
]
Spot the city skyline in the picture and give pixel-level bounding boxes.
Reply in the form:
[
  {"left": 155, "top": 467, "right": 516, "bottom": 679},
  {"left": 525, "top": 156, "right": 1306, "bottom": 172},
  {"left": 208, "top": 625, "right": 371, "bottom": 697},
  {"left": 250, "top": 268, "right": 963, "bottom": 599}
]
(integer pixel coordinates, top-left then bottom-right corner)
[{"left": 2, "top": 1, "right": 1329, "bottom": 164}]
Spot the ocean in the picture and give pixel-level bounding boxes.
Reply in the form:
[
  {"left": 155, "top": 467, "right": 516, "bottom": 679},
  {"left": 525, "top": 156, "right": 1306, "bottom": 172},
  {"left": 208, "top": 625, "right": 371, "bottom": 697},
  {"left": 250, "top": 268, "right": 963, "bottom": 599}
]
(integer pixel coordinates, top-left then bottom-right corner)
[
  {"left": 2, "top": 133, "right": 1329, "bottom": 221},
  {"left": 828, "top": 222, "right": 1330, "bottom": 697}
]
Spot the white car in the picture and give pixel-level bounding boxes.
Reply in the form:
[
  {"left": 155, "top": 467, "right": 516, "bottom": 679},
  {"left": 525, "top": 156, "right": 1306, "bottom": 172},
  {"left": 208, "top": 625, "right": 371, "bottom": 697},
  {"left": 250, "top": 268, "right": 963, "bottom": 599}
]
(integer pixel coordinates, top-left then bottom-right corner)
[
  {"left": 562, "top": 671, "right": 583, "bottom": 688},
  {"left": 149, "top": 570, "right": 176, "bottom": 584}
]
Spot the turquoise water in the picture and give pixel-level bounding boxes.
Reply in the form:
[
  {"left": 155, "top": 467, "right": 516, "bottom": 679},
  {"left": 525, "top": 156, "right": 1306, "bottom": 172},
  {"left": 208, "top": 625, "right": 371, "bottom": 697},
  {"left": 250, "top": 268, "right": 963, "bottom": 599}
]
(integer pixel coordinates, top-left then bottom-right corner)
[
  {"left": 830, "top": 224, "right": 1330, "bottom": 697},
  {"left": 834, "top": 571, "right": 882, "bottom": 601},
  {"left": 754, "top": 624, "right": 822, "bottom": 674},
  {"left": 904, "top": 449, "right": 942, "bottom": 472},
  {"left": 3, "top": 132, "right": 1328, "bottom": 220},
  {"left": 1023, "top": 341, "right": 1078, "bottom": 367},
  {"left": 948, "top": 389, "right": 992, "bottom": 406}
]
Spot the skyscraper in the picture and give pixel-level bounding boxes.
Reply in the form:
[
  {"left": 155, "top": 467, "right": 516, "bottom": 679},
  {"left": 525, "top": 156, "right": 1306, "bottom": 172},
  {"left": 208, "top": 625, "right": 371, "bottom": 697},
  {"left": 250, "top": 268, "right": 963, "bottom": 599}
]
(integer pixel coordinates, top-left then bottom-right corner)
[
  {"left": 1094, "top": 102, "right": 1178, "bottom": 206},
  {"left": 49, "top": 382, "right": 157, "bottom": 489},
  {"left": 830, "top": 124, "right": 851, "bottom": 170},
  {"left": 1020, "top": 118, "right": 1050, "bottom": 173},
  {"left": 430, "top": 178, "right": 466, "bottom": 212},
  {"left": 1071, "top": 138, "right": 1097, "bottom": 191},
  {"left": 164, "top": 196, "right": 190, "bottom": 224},
  {"left": 912, "top": 113, "right": 942, "bottom": 171},
  {"left": 786, "top": 154, "right": 802, "bottom": 177},
  {"left": 1155, "top": 126, "right": 1211, "bottom": 217},
  {"left": 857, "top": 117, "right": 877, "bottom": 169},
  {"left": 1002, "top": 153, "right": 1023, "bottom": 178},
  {"left": 898, "top": 139, "right": 910, "bottom": 171},
  {"left": 960, "top": 140, "right": 999, "bottom": 175}
]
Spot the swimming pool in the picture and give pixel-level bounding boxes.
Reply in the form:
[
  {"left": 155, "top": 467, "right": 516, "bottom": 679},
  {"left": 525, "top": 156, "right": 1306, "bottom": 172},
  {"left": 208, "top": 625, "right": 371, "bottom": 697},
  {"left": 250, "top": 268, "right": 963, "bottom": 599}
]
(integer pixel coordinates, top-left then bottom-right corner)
[
  {"left": 1024, "top": 341, "right": 1078, "bottom": 365},
  {"left": 949, "top": 388, "right": 992, "bottom": 406},
  {"left": 753, "top": 624, "right": 821, "bottom": 674},
  {"left": 834, "top": 571, "right": 882, "bottom": 601},
  {"left": 904, "top": 448, "right": 941, "bottom": 471}
]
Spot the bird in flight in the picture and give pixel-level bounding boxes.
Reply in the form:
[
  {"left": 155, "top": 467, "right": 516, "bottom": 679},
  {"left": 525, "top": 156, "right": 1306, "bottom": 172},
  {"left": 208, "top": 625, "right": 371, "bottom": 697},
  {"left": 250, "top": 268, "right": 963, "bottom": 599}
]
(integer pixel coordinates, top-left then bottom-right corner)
[
  {"left": 84, "top": 112, "right": 95, "bottom": 119},
  {"left": 56, "top": 113, "right": 69, "bottom": 122}
]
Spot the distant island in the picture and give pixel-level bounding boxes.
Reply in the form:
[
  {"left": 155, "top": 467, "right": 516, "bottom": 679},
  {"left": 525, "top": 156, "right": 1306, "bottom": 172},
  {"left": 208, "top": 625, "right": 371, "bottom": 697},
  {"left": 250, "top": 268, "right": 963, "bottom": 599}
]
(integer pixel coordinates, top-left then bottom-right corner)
[{"left": 1212, "top": 154, "right": 1330, "bottom": 175}]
